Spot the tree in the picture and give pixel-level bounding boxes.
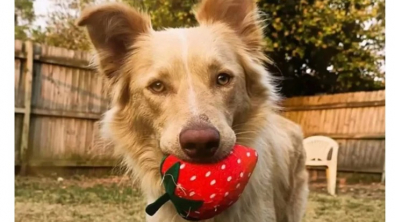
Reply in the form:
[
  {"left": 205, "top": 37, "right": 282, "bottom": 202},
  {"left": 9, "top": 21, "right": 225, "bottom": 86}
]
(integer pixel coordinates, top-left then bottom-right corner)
[
  {"left": 31, "top": 0, "right": 198, "bottom": 51},
  {"left": 109, "top": 0, "right": 388, "bottom": 96},
  {"left": 258, "top": 0, "right": 385, "bottom": 97},
  {"left": 15, "top": 0, "right": 36, "bottom": 40},
  {"left": 25, "top": 0, "right": 385, "bottom": 97},
  {"left": 33, "top": 0, "right": 94, "bottom": 51},
  {"left": 122, "top": 0, "right": 197, "bottom": 29}
]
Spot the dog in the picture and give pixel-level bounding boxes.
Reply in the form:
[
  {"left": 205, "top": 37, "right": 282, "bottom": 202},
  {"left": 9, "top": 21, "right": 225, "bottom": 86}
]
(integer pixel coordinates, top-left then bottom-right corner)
[{"left": 77, "top": 0, "right": 309, "bottom": 221}]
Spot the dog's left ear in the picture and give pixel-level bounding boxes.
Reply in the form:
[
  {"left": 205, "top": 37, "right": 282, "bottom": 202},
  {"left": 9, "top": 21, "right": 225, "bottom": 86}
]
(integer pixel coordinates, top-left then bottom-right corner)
[{"left": 194, "top": 0, "right": 263, "bottom": 55}]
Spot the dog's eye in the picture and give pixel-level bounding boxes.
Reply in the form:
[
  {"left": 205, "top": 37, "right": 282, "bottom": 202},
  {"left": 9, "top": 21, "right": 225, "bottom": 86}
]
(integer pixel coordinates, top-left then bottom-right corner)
[
  {"left": 149, "top": 81, "right": 166, "bottom": 93},
  {"left": 216, "top": 73, "right": 232, "bottom": 86}
]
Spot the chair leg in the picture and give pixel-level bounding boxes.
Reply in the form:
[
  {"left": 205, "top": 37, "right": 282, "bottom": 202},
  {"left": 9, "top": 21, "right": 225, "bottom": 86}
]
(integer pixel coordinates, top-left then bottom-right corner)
[
  {"left": 325, "top": 168, "right": 330, "bottom": 195},
  {"left": 326, "top": 165, "right": 337, "bottom": 195}
]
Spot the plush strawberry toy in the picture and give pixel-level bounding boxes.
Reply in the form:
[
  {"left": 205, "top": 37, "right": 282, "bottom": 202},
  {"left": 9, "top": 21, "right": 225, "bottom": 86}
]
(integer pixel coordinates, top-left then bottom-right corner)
[{"left": 145, "top": 144, "right": 258, "bottom": 221}]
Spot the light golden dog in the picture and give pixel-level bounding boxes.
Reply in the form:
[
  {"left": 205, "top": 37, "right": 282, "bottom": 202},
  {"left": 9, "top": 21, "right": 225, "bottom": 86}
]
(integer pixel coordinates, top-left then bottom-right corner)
[{"left": 77, "top": 0, "right": 308, "bottom": 221}]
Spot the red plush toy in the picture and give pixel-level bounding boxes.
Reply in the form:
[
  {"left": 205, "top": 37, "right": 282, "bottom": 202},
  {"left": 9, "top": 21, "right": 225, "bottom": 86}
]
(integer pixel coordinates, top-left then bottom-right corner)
[{"left": 145, "top": 144, "right": 258, "bottom": 221}]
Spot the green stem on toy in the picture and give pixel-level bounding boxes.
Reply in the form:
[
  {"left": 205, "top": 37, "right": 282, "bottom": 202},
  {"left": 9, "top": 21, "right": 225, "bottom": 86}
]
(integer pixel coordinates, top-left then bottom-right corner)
[{"left": 145, "top": 193, "right": 171, "bottom": 216}]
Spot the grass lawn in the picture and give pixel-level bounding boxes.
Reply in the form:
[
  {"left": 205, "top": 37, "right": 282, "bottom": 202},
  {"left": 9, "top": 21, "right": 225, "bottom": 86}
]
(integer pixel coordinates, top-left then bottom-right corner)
[{"left": 15, "top": 176, "right": 385, "bottom": 222}]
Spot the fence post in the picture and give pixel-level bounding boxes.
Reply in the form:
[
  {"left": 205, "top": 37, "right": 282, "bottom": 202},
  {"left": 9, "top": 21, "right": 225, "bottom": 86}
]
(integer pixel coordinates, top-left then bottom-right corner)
[
  {"left": 381, "top": 160, "right": 385, "bottom": 183},
  {"left": 19, "top": 41, "right": 34, "bottom": 175}
]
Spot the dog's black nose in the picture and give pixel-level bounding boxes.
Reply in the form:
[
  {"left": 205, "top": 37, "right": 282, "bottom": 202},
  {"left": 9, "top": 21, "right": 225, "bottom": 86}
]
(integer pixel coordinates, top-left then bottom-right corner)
[{"left": 179, "top": 126, "right": 220, "bottom": 159}]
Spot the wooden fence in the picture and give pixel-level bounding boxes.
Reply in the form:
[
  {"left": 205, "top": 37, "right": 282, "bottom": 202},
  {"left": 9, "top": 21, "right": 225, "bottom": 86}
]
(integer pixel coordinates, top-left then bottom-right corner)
[
  {"left": 282, "top": 91, "right": 385, "bottom": 173},
  {"left": 15, "top": 40, "right": 113, "bottom": 174},
  {"left": 14, "top": 40, "right": 385, "bottom": 174}
]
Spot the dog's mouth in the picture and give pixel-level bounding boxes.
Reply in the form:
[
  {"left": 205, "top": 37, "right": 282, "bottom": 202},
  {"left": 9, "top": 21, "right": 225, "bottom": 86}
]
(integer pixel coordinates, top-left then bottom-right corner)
[
  {"left": 160, "top": 122, "right": 236, "bottom": 163},
  {"left": 163, "top": 142, "right": 235, "bottom": 164},
  {"left": 182, "top": 152, "right": 230, "bottom": 164}
]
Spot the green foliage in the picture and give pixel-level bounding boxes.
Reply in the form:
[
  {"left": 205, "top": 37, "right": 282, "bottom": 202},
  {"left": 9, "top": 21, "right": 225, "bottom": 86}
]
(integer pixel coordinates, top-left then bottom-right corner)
[
  {"left": 32, "top": 0, "right": 93, "bottom": 50},
  {"left": 15, "top": 0, "right": 36, "bottom": 40},
  {"left": 30, "top": 0, "right": 198, "bottom": 50},
  {"left": 123, "top": 0, "right": 198, "bottom": 29},
  {"left": 16, "top": 0, "right": 385, "bottom": 96},
  {"left": 258, "top": 0, "right": 385, "bottom": 96}
]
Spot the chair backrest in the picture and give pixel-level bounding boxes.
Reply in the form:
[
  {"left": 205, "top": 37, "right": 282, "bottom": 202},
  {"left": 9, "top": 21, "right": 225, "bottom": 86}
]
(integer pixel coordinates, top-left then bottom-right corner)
[{"left": 303, "top": 136, "right": 339, "bottom": 166}]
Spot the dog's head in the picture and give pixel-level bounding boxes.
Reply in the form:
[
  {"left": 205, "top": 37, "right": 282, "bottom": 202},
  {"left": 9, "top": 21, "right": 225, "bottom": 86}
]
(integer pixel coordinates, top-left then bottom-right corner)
[{"left": 78, "top": 0, "right": 278, "bottom": 164}]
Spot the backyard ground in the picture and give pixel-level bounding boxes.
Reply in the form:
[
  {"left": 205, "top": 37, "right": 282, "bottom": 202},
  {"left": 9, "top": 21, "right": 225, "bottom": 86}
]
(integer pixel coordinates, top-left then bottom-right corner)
[{"left": 15, "top": 176, "right": 385, "bottom": 222}]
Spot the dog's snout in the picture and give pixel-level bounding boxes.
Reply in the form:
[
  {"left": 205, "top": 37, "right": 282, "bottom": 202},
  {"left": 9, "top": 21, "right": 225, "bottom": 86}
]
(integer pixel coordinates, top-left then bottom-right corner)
[{"left": 179, "top": 126, "right": 220, "bottom": 159}]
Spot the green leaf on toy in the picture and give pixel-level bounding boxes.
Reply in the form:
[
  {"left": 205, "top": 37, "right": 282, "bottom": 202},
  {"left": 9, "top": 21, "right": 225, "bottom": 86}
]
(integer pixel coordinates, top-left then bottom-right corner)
[
  {"left": 145, "top": 193, "right": 171, "bottom": 216},
  {"left": 163, "top": 162, "right": 180, "bottom": 196},
  {"left": 171, "top": 195, "right": 204, "bottom": 212},
  {"left": 171, "top": 195, "right": 203, "bottom": 221}
]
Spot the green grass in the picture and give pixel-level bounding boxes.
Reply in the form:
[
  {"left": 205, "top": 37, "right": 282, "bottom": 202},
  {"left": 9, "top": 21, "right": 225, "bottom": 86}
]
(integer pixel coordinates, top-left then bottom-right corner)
[
  {"left": 304, "top": 192, "right": 385, "bottom": 222},
  {"left": 15, "top": 176, "right": 385, "bottom": 222}
]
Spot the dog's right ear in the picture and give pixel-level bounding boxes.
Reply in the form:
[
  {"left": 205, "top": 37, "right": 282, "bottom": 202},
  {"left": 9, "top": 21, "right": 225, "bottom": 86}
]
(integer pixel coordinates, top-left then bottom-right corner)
[
  {"left": 194, "top": 0, "right": 263, "bottom": 58},
  {"left": 77, "top": 3, "right": 152, "bottom": 79}
]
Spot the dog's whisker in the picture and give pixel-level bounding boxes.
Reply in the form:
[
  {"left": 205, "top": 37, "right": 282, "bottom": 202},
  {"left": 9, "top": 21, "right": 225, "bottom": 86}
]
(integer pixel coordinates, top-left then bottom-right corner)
[
  {"left": 236, "top": 135, "right": 257, "bottom": 139},
  {"left": 236, "top": 137, "right": 257, "bottom": 141},
  {"left": 235, "top": 131, "right": 260, "bottom": 135},
  {"left": 232, "top": 125, "right": 248, "bottom": 130}
]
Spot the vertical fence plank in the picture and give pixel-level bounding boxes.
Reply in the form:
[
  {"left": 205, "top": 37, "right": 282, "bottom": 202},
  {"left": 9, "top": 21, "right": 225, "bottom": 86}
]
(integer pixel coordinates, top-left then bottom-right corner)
[
  {"left": 19, "top": 41, "right": 34, "bottom": 175},
  {"left": 13, "top": 40, "right": 385, "bottom": 174}
]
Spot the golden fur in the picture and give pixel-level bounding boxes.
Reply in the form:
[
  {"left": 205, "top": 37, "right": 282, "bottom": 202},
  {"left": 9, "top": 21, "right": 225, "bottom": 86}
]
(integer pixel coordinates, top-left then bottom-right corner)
[{"left": 77, "top": 0, "right": 309, "bottom": 221}]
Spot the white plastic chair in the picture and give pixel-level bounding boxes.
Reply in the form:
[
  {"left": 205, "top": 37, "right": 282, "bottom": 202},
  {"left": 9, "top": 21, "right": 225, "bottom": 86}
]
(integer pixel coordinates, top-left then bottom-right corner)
[{"left": 303, "top": 136, "right": 339, "bottom": 195}]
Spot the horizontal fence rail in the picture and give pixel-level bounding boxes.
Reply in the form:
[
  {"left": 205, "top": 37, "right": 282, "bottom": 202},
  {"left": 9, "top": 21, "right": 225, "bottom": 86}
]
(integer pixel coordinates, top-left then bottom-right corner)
[
  {"left": 282, "top": 90, "right": 385, "bottom": 174},
  {"left": 15, "top": 40, "right": 385, "bottom": 175}
]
